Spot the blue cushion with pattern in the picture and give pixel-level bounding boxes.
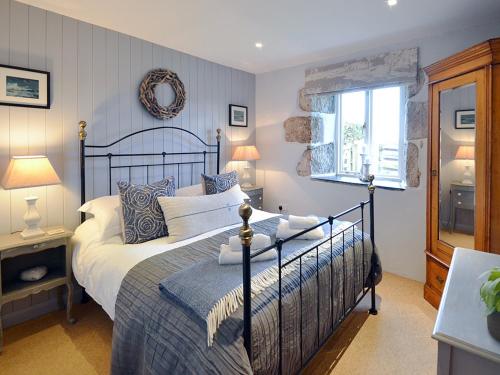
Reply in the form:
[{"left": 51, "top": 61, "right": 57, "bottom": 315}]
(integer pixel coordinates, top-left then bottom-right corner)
[
  {"left": 117, "top": 177, "right": 175, "bottom": 244},
  {"left": 201, "top": 171, "right": 239, "bottom": 195}
]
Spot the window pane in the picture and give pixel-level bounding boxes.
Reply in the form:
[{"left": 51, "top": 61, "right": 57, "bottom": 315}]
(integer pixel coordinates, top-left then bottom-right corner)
[
  {"left": 340, "top": 91, "right": 365, "bottom": 174},
  {"left": 371, "top": 86, "right": 401, "bottom": 178}
]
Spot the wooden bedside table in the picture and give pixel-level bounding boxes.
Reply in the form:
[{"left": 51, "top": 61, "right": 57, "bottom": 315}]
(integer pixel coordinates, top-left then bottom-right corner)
[
  {"left": 242, "top": 186, "right": 263, "bottom": 210},
  {"left": 449, "top": 182, "right": 475, "bottom": 233},
  {"left": 0, "top": 227, "right": 75, "bottom": 352}
]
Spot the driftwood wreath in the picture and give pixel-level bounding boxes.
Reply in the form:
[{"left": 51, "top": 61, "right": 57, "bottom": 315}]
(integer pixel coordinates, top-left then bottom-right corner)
[{"left": 139, "top": 68, "right": 186, "bottom": 120}]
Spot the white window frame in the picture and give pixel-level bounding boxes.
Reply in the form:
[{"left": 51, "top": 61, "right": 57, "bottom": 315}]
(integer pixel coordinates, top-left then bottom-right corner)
[{"left": 334, "top": 85, "right": 406, "bottom": 184}]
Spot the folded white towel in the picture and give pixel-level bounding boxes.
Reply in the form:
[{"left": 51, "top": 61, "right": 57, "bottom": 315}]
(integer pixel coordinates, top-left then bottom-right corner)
[
  {"left": 218, "top": 244, "right": 277, "bottom": 265},
  {"left": 228, "top": 233, "right": 272, "bottom": 252},
  {"left": 276, "top": 218, "right": 324, "bottom": 240},
  {"left": 288, "top": 215, "right": 320, "bottom": 230}
]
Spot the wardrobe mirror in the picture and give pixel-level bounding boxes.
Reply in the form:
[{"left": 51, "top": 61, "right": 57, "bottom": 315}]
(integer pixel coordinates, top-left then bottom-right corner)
[{"left": 438, "top": 83, "right": 476, "bottom": 249}]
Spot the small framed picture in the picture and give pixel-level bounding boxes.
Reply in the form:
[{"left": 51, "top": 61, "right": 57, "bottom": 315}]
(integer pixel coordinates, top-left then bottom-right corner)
[
  {"left": 0, "top": 64, "right": 50, "bottom": 109},
  {"left": 455, "top": 109, "right": 475, "bottom": 129},
  {"left": 229, "top": 104, "right": 248, "bottom": 127}
]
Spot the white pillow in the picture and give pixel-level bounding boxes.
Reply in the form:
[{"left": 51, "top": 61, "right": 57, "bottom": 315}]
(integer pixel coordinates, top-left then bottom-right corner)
[
  {"left": 78, "top": 195, "right": 122, "bottom": 241},
  {"left": 73, "top": 217, "right": 103, "bottom": 245},
  {"left": 176, "top": 184, "right": 203, "bottom": 197},
  {"left": 158, "top": 184, "right": 248, "bottom": 243}
]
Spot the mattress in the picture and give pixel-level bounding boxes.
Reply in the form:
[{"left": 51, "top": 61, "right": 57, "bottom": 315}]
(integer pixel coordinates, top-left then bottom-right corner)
[{"left": 71, "top": 208, "right": 279, "bottom": 319}]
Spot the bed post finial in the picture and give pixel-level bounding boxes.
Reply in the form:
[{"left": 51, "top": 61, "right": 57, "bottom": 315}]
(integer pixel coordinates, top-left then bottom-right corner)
[
  {"left": 239, "top": 202, "right": 253, "bottom": 360},
  {"left": 79, "top": 121, "right": 87, "bottom": 141},
  {"left": 216, "top": 128, "right": 222, "bottom": 142},
  {"left": 239, "top": 203, "right": 253, "bottom": 246},
  {"left": 367, "top": 174, "right": 375, "bottom": 194}
]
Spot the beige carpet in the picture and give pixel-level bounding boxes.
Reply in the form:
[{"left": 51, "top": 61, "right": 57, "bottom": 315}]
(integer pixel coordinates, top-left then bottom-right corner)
[{"left": 1, "top": 272, "right": 437, "bottom": 375}]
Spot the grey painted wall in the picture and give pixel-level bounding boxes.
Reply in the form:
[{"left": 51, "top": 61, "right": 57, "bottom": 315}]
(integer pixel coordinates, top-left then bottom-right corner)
[
  {"left": 0, "top": 0, "right": 255, "bottom": 236},
  {"left": 256, "top": 21, "right": 500, "bottom": 283},
  {"left": 0, "top": 0, "right": 255, "bottom": 324}
]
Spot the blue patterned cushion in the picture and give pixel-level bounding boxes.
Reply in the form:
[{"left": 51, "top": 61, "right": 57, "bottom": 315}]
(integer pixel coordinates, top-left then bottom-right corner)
[
  {"left": 117, "top": 177, "right": 175, "bottom": 244},
  {"left": 201, "top": 171, "right": 239, "bottom": 195}
]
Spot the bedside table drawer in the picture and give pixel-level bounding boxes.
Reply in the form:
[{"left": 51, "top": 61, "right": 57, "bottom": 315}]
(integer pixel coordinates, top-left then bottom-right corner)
[
  {"left": 452, "top": 191, "right": 474, "bottom": 210},
  {"left": 248, "top": 196, "right": 263, "bottom": 210},
  {"left": 1, "top": 238, "right": 67, "bottom": 260},
  {"left": 242, "top": 187, "right": 263, "bottom": 210}
]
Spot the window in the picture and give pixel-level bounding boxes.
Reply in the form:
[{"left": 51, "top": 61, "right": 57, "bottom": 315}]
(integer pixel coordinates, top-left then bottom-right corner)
[{"left": 334, "top": 85, "right": 406, "bottom": 184}]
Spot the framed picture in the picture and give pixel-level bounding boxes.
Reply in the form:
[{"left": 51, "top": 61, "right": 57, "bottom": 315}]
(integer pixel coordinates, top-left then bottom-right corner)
[
  {"left": 229, "top": 104, "right": 248, "bottom": 127},
  {"left": 455, "top": 109, "right": 475, "bottom": 129},
  {"left": 0, "top": 64, "right": 50, "bottom": 109}
]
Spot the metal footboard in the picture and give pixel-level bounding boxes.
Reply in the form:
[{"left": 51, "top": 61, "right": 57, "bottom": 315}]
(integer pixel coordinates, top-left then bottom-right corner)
[{"left": 239, "top": 175, "right": 378, "bottom": 374}]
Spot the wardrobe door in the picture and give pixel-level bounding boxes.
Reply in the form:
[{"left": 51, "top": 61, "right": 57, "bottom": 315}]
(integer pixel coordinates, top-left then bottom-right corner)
[
  {"left": 430, "top": 69, "right": 488, "bottom": 262},
  {"left": 491, "top": 64, "right": 500, "bottom": 255}
]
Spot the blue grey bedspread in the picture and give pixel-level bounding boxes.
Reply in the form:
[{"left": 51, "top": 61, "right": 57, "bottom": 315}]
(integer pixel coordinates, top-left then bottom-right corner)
[{"left": 111, "top": 216, "right": 380, "bottom": 375}]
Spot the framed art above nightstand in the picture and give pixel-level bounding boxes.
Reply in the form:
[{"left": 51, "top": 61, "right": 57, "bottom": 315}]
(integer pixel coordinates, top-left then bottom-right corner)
[{"left": 0, "top": 227, "right": 75, "bottom": 352}]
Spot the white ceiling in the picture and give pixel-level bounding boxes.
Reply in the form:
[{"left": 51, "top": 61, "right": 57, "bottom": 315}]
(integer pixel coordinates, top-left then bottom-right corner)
[{"left": 18, "top": 0, "right": 500, "bottom": 73}]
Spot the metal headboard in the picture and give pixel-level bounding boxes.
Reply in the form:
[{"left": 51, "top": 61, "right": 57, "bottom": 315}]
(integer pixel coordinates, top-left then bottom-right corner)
[{"left": 78, "top": 120, "right": 221, "bottom": 223}]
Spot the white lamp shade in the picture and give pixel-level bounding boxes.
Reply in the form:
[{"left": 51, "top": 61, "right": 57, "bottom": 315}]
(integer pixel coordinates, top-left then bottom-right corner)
[
  {"left": 232, "top": 145, "right": 261, "bottom": 161},
  {"left": 1, "top": 155, "right": 61, "bottom": 189},
  {"left": 455, "top": 145, "right": 475, "bottom": 160}
]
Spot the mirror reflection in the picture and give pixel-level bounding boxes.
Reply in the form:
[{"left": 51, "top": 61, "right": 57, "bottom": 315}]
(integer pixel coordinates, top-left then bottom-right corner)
[{"left": 439, "top": 83, "right": 476, "bottom": 248}]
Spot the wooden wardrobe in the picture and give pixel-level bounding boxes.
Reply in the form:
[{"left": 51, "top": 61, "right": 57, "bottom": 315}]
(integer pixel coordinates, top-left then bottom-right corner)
[{"left": 424, "top": 38, "right": 500, "bottom": 309}]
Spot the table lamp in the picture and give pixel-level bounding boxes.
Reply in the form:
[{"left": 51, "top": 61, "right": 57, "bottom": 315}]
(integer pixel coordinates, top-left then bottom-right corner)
[
  {"left": 232, "top": 145, "right": 261, "bottom": 189},
  {"left": 455, "top": 145, "right": 475, "bottom": 185},
  {"left": 1, "top": 155, "right": 61, "bottom": 239}
]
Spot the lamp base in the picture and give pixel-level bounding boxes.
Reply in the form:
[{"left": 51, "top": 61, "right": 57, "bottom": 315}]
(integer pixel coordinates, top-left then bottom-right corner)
[
  {"left": 461, "top": 165, "right": 474, "bottom": 185},
  {"left": 21, "top": 227, "right": 45, "bottom": 239},
  {"left": 241, "top": 164, "right": 253, "bottom": 189},
  {"left": 21, "top": 196, "right": 44, "bottom": 239},
  {"left": 461, "top": 178, "right": 474, "bottom": 185}
]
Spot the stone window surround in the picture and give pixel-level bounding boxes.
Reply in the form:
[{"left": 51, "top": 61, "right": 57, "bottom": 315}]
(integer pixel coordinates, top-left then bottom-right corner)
[
  {"left": 288, "top": 47, "right": 426, "bottom": 189},
  {"left": 289, "top": 71, "right": 427, "bottom": 189}
]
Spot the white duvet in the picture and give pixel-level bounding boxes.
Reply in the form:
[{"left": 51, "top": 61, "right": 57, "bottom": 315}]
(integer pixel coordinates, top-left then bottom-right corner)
[{"left": 72, "top": 209, "right": 278, "bottom": 320}]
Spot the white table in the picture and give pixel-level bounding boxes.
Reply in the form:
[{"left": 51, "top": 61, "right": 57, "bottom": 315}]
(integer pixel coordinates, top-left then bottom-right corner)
[{"left": 433, "top": 248, "right": 500, "bottom": 374}]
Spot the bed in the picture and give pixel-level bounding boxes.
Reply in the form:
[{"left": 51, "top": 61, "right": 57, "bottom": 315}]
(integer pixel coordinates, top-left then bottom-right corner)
[{"left": 75, "top": 121, "right": 381, "bottom": 374}]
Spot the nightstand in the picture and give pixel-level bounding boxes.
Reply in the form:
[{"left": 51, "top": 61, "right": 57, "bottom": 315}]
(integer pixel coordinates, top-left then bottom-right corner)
[
  {"left": 449, "top": 183, "right": 475, "bottom": 233},
  {"left": 0, "top": 227, "right": 75, "bottom": 352},
  {"left": 242, "top": 186, "right": 263, "bottom": 210}
]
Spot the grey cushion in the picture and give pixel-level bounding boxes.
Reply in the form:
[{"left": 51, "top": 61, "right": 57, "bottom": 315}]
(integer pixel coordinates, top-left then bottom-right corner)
[
  {"left": 117, "top": 177, "right": 175, "bottom": 244},
  {"left": 201, "top": 170, "right": 239, "bottom": 195}
]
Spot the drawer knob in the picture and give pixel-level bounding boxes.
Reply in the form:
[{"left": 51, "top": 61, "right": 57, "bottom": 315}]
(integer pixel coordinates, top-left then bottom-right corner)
[
  {"left": 436, "top": 275, "right": 445, "bottom": 285},
  {"left": 457, "top": 201, "right": 462, "bottom": 205},
  {"left": 259, "top": 196, "right": 262, "bottom": 201},
  {"left": 457, "top": 192, "right": 462, "bottom": 196}
]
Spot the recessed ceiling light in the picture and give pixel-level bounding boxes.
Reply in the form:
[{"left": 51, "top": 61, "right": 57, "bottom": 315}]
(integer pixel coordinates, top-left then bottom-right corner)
[
  {"left": 387, "top": 0, "right": 397, "bottom": 6},
  {"left": 255, "top": 42, "right": 263, "bottom": 49}
]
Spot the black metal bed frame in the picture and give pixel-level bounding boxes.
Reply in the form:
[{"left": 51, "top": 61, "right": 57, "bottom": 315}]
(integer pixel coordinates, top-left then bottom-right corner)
[
  {"left": 78, "top": 120, "right": 221, "bottom": 223},
  {"left": 238, "top": 176, "right": 378, "bottom": 374},
  {"left": 78, "top": 120, "right": 377, "bottom": 374}
]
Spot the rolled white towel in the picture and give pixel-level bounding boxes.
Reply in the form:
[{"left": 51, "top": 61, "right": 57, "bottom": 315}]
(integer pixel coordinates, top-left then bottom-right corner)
[
  {"left": 288, "top": 215, "right": 320, "bottom": 230},
  {"left": 228, "top": 233, "right": 272, "bottom": 252},
  {"left": 218, "top": 244, "right": 277, "bottom": 265},
  {"left": 276, "top": 218, "right": 324, "bottom": 240}
]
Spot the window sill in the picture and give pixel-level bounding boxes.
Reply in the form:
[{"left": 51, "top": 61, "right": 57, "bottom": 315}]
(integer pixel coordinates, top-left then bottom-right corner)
[{"left": 311, "top": 174, "right": 406, "bottom": 191}]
